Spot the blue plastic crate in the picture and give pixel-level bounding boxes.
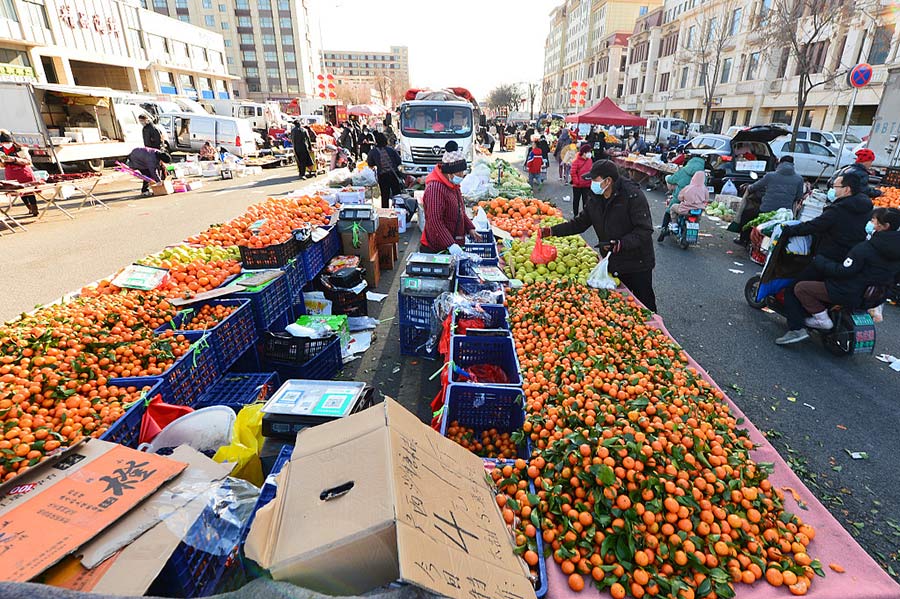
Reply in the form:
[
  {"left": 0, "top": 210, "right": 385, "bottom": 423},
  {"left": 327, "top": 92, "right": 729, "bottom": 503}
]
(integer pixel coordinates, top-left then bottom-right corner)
[
  {"left": 233, "top": 273, "right": 292, "bottom": 332},
  {"left": 156, "top": 299, "right": 257, "bottom": 372},
  {"left": 449, "top": 334, "right": 521, "bottom": 386},
  {"left": 192, "top": 372, "right": 280, "bottom": 411},
  {"left": 322, "top": 224, "right": 340, "bottom": 261},
  {"left": 300, "top": 235, "right": 328, "bottom": 281},
  {"left": 240, "top": 444, "right": 293, "bottom": 545},
  {"left": 261, "top": 337, "right": 342, "bottom": 381},
  {"left": 452, "top": 303, "right": 509, "bottom": 333},
  {"left": 455, "top": 259, "right": 504, "bottom": 296},
  {"left": 398, "top": 292, "right": 437, "bottom": 327},
  {"left": 399, "top": 323, "right": 439, "bottom": 360},
  {"left": 441, "top": 383, "right": 526, "bottom": 458},
  {"left": 149, "top": 478, "right": 247, "bottom": 598},
  {"left": 101, "top": 378, "right": 164, "bottom": 448},
  {"left": 281, "top": 257, "right": 308, "bottom": 306},
  {"left": 464, "top": 232, "right": 498, "bottom": 260},
  {"left": 482, "top": 458, "right": 548, "bottom": 597}
]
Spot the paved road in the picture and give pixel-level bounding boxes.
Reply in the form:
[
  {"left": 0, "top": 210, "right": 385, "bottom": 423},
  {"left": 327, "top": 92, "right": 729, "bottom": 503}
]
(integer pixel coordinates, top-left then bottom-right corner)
[{"left": 536, "top": 165, "right": 900, "bottom": 582}]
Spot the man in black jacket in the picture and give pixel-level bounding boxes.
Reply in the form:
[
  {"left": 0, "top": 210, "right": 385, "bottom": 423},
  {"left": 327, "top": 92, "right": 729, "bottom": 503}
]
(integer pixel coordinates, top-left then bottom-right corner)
[
  {"left": 291, "top": 121, "right": 314, "bottom": 179},
  {"left": 139, "top": 114, "right": 163, "bottom": 150},
  {"left": 541, "top": 160, "right": 657, "bottom": 311},
  {"left": 776, "top": 208, "right": 900, "bottom": 344}
]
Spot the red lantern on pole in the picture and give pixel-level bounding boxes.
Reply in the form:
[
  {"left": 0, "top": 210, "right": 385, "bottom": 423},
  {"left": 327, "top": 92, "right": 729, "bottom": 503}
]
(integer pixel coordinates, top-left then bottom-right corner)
[
  {"left": 317, "top": 74, "right": 324, "bottom": 80},
  {"left": 326, "top": 73, "right": 334, "bottom": 80},
  {"left": 327, "top": 82, "right": 335, "bottom": 89},
  {"left": 570, "top": 99, "right": 577, "bottom": 105},
  {"left": 580, "top": 81, "right": 588, "bottom": 88},
  {"left": 579, "top": 90, "right": 587, "bottom": 96},
  {"left": 328, "top": 92, "right": 337, "bottom": 98},
  {"left": 319, "top": 93, "right": 326, "bottom": 98},
  {"left": 570, "top": 81, "right": 578, "bottom": 88}
]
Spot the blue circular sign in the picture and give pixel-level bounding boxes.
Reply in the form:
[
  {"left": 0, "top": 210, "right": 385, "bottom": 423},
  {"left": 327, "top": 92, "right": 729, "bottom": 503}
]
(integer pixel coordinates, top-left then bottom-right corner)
[{"left": 849, "top": 63, "right": 873, "bottom": 88}]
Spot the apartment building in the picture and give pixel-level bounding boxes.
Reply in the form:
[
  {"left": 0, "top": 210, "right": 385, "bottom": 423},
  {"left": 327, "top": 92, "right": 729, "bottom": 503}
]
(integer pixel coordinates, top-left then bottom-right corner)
[
  {"left": 146, "top": 0, "right": 319, "bottom": 101},
  {"left": 622, "top": 0, "right": 899, "bottom": 133},
  {"left": 542, "top": 0, "right": 663, "bottom": 114},
  {"left": 0, "top": 0, "right": 234, "bottom": 96}
]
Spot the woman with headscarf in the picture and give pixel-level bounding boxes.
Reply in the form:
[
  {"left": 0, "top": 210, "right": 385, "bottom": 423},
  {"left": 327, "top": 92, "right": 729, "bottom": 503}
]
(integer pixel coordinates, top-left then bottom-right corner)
[
  {"left": 367, "top": 131, "right": 403, "bottom": 209},
  {"left": 420, "top": 141, "right": 480, "bottom": 256},
  {"left": 669, "top": 171, "right": 709, "bottom": 220}
]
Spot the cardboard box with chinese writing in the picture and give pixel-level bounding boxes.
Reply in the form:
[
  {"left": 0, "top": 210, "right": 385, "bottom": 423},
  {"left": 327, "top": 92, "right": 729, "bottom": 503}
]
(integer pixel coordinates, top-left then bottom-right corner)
[
  {"left": 0, "top": 439, "right": 186, "bottom": 582},
  {"left": 245, "top": 398, "right": 536, "bottom": 599}
]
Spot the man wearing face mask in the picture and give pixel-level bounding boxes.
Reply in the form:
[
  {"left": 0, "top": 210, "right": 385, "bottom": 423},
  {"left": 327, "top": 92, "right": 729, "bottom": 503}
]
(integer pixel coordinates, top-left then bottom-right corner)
[
  {"left": 420, "top": 141, "right": 481, "bottom": 259},
  {"left": 540, "top": 160, "right": 657, "bottom": 312}
]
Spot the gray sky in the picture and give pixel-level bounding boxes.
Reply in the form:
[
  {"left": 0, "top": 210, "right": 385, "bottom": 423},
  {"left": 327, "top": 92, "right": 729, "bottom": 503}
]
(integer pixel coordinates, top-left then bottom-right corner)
[{"left": 315, "top": 0, "right": 560, "bottom": 100}]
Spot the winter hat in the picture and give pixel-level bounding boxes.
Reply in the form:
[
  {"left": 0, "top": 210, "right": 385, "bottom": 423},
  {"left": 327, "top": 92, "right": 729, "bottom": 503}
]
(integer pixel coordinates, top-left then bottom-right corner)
[
  {"left": 580, "top": 143, "right": 592, "bottom": 154},
  {"left": 855, "top": 148, "right": 875, "bottom": 163},
  {"left": 441, "top": 141, "right": 467, "bottom": 174}
]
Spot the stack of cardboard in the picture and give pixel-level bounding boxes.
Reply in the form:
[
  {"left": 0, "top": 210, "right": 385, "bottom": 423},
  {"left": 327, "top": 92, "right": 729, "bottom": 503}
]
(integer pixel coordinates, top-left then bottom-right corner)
[{"left": 375, "top": 207, "right": 400, "bottom": 281}]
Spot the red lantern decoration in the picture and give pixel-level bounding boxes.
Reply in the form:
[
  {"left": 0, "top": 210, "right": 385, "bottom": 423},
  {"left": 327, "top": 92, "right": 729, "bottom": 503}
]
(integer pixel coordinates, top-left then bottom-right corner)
[
  {"left": 326, "top": 73, "right": 334, "bottom": 80},
  {"left": 580, "top": 81, "right": 588, "bottom": 87},
  {"left": 327, "top": 82, "right": 335, "bottom": 89},
  {"left": 570, "top": 99, "right": 577, "bottom": 105},
  {"left": 318, "top": 83, "right": 325, "bottom": 90},
  {"left": 328, "top": 92, "right": 337, "bottom": 98},
  {"left": 317, "top": 74, "right": 324, "bottom": 80},
  {"left": 570, "top": 81, "right": 578, "bottom": 88},
  {"left": 579, "top": 99, "right": 586, "bottom": 106},
  {"left": 319, "top": 93, "right": 326, "bottom": 98},
  {"left": 579, "top": 90, "right": 587, "bottom": 96}
]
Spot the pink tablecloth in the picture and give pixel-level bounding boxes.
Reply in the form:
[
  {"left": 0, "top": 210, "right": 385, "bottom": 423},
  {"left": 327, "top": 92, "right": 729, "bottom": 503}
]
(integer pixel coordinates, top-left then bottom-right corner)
[{"left": 545, "top": 309, "right": 900, "bottom": 599}]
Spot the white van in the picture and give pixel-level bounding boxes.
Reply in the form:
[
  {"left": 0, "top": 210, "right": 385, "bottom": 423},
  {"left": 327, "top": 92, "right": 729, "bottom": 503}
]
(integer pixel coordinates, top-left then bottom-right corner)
[{"left": 157, "top": 112, "right": 258, "bottom": 157}]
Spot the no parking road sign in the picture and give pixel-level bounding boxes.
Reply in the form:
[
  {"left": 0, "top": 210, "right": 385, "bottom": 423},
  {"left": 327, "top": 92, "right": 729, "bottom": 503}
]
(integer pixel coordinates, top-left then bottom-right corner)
[{"left": 849, "top": 63, "right": 873, "bottom": 88}]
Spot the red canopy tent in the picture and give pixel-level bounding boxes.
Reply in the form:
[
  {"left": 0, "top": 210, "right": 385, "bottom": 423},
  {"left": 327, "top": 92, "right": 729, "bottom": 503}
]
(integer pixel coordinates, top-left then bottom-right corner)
[{"left": 564, "top": 97, "right": 647, "bottom": 126}]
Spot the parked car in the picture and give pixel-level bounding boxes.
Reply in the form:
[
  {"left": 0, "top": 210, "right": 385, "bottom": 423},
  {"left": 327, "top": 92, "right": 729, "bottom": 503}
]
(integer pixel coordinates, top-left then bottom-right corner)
[
  {"left": 770, "top": 136, "right": 855, "bottom": 181},
  {"left": 157, "top": 112, "right": 259, "bottom": 157},
  {"left": 723, "top": 125, "right": 749, "bottom": 138},
  {"left": 687, "top": 122, "right": 716, "bottom": 139},
  {"left": 790, "top": 127, "right": 837, "bottom": 147},
  {"left": 830, "top": 130, "right": 862, "bottom": 147},
  {"left": 686, "top": 126, "right": 788, "bottom": 192}
]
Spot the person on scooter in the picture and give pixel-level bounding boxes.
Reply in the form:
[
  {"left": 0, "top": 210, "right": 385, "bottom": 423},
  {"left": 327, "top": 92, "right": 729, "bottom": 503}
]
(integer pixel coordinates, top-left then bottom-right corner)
[
  {"left": 668, "top": 171, "right": 709, "bottom": 221},
  {"left": 734, "top": 156, "right": 805, "bottom": 247},
  {"left": 775, "top": 208, "right": 900, "bottom": 344},
  {"left": 540, "top": 160, "right": 657, "bottom": 312},
  {"left": 659, "top": 155, "right": 705, "bottom": 241},
  {"left": 779, "top": 171, "right": 873, "bottom": 264}
]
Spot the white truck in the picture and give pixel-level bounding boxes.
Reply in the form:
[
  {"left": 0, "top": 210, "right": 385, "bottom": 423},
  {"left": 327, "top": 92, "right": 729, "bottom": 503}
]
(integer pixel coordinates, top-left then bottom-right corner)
[
  {"left": 866, "top": 65, "right": 900, "bottom": 170},
  {"left": 644, "top": 117, "right": 688, "bottom": 146},
  {"left": 397, "top": 87, "right": 483, "bottom": 177},
  {"left": 0, "top": 82, "right": 150, "bottom": 172}
]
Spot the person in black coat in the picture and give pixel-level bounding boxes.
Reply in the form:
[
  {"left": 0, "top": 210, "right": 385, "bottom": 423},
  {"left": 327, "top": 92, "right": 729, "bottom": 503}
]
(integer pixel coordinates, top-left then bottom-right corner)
[
  {"left": 139, "top": 114, "right": 163, "bottom": 150},
  {"left": 291, "top": 121, "right": 314, "bottom": 179},
  {"left": 367, "top": 131, "right": 403, "bottom": 208},
  {"left": 541, "top": 159, "right": 657, "bottom": 312},
  {"left": 781, "top": 171, "right": 874, "bottom": 264},
  {"left": 777, "top": 208, "right": 900, "bottom": 344}
]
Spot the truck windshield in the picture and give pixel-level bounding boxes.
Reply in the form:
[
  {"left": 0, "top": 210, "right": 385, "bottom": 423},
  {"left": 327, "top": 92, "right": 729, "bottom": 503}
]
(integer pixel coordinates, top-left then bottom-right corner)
[
  {"left": 401, "top": 106, "right": 472, "bottom": 138},
  {"left": 669, "top": 120, "right": 687, "bottom": 136}
]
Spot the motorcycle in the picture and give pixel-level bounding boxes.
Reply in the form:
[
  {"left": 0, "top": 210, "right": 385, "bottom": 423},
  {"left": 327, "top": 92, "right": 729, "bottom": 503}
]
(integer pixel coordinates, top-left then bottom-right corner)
[
  {"left": 665, "top": 209, "right": 703, "bottom": 250},
  {"left": 743, "top": 229, "right": 880, "bottom": 356}
]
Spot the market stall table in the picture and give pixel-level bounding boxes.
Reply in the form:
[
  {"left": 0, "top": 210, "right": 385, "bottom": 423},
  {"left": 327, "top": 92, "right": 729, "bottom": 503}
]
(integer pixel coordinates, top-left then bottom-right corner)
[
  {"left": 0, "top": 188, "right": 29, "bottom": 233},
  {"left": 69, "top": 172, "right": 122, "bottom": 211},
  {"left": 612, "top": 156, "right": 675, "bottom": 189},
  {"left": 5, "top": 182, "right": 75, "bottom": 221}
]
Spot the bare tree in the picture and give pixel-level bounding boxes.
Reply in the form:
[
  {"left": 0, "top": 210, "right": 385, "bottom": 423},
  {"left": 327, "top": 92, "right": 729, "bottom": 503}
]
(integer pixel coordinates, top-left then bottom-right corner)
[
  {"left": 372, "top": 71, "right": 393, "bottom": 106},
  {"left": 526, "top": 82, "right": 540, "bottom": 119},
  {"left": 677, "top": 4, "right": 732, "bottom": 126},
  {"left": 763, "top": 0, "right": 877, "bottom": 150},
  {"left": 334, "top": 83, "right": 369, "bottom": 105},
  {"left": 486, "top": 83, "right": 523, "bottom": 115}
]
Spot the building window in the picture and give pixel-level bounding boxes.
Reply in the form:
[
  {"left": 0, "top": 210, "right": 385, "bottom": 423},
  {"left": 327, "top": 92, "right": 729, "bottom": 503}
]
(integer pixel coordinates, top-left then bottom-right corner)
[
  {"left": 237, "top": 15, "right": 251, "bottom": 26},
  {"left": 235, "top": 0, "right": 248, "bottom": 7},
  {"left": 869, "top": 25, "right": 895, "bottom": 65},
  {"left": 245, "top": 67, "right": 258, "bottom": 77},
  {"left": 707, "top": 17, "right": 718, "bottom": 42},
  {"left": 717, "top": 57, "right": 732, "bottom": 83},
  {"left": 282, "top": 34, "right": 293, "bottom": 45},
  {"left": 680, "top": 66, "right": 689, "bottom": 88},
  {"left": 175, "top": 0, "right": 187, "bottom": 7},
  {"left": 258, "top": 0, "right": 270, "bottom": 8},
  {"left": 639, "top": 5, "right": 648, "bottom": 15},
  {"left": 269, "top": 81, "right": 282, "bottom": 92},
  {"left": 659, "top": 72, "right": 670, "bottom": 92},
  {"left": 777, "top": 48, "right": 789, "bottom": 77},
  {"left": 772, "top": 109, "right": 793, "bottom": 124},
  {"left": 285, "top": 67, "right": 297, "bottom": 78},
  {"left": 629, "top": 78, "right": 638, "bottom": 94},
  {"left": 240, "top": 33, "right": 253, "bottom": 43},
  {"left": 242, "top": 50, "right": 256, "bottom": 61},
  {"left": 745, "top": 51, "right": 760, "bottom": 79},
  {"left": 730, "top": 110, "right": 739, "bottom": 127},
  {"left": 686, "top": 25, "right": 696, "bottom": 49},
  {"left": 264, "top": 50, "right": 277, "bottom": 62},
  {"left": 153, "top": 0, "right": 167, "bottom": 9},
  {"left": 266, "top": 67, "right": 279, "bottom": 78},
  {"left": 248, "top": 82, "right": 261, "bottom": 92},
  {"left": 204, "top": 14, "right": 215, "bottom": 26},
  {"left": 284, "top": 51, "right": 295, "bottom": 62},
  {"left": 0, "top": 0, "right": 18, "bottom": 21},
  {"left": 261, "top": 33, "right": 275, "bottom": 44},
  {"left": 202, "top": 0, "right": 212, "bottom": 6},
  {"left": 279, "top": 17, "right": 291, "bottom": 28},
  {"left": 21, "top": 0, "right": 50, "bottom": 29},
  {"left": 224, "top": 39, "right": 232, "bottom": 47},
  {"left": 803, "top": 41, "right": 828, "bottom": 74},
  {"left": 730, "top": 8, "right": 741, "bottom": 35},
  {"left": 259, "top": 16, "right": 273, "bottom": 27},
  {"left": 218, "top": 3, "right": 226, "bottom": 11},
  {"left": 277, "top": 0, "right": 289, "bottom": 9},
  {"left": 227, "top": 56, "right": 234, "bottom": 65},
  {"left": 220, "top": 21, "right": 229, "bottom": 29}
]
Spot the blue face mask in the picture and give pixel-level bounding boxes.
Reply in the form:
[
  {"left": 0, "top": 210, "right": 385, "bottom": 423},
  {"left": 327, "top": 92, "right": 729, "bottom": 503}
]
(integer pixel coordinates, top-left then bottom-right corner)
[
  {"left": 826, "top": 188, "right": 837, "bottom": 202},
  {"left": 590, "top": 180, "right": 606, "bottom": 195},
  {"left": 866, "top": 221, "right": 876, "bottom": 236},
  {"left": 451, "top": 175, "right": 464, "bottom": 185}
]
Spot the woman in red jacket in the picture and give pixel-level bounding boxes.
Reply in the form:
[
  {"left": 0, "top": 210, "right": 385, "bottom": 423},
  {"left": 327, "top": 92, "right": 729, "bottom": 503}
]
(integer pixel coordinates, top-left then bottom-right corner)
[
  {"left": 420, "top": 141, "right": 480, "bottom": 256},
  {"left": 569, "top": 143, "right": 594, "bottom": 216}
]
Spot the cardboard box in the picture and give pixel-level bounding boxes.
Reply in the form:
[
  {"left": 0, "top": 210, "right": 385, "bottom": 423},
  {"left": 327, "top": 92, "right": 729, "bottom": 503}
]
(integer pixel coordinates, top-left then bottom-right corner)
[
  {"left": 378, "top": 243, "right": 396, "bottom": 271},
  {"left": 340, "top": 229, "right": 377, "bottom": 262},
  {"left": 245, "top": 398, "right": 536, "bottom": 599},
  {"left": 0, "top": 440, "right": 186, "bottom": 582},
  {"left": 376, "top": 208, "right": 400, "bottom": 245},
  {"left": 42, "top": 446, "right": 231, "bottom": 595},
  {"left": 365, "top": 250, "right": 381, "bottom": 288},
  {"left": 150, "top": 180, "right": 174, "bottom": 196}
]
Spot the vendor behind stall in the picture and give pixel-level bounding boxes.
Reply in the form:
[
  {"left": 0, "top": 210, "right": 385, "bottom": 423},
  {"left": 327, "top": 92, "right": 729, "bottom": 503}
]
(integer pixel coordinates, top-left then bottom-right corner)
[
  {"left": 127, "top": 147, "right": 171, "bottom": 196},
  {"left": 0, "top": 132, "right": 39, "bottom": 217},
  {"left": 420, "top": 141, "right": 481, "bottom": 257}
]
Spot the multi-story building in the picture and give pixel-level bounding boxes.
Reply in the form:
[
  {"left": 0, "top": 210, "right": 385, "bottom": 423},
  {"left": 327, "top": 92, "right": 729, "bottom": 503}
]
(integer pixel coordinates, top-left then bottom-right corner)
[
  {"left": 542, "top": 0, "right": 663, "bottom": 115},
  {"left": 0, "top": 0, "right": 234, "bottom": 96},
  {"left": 623, "top": 0, "right": 900, "bottom": 133},
  {"left": 146, "top": 0, "right": 319, "bottom": 101},
  {"left": 321, "top": 45, "right": 409, "bottom": 105}
]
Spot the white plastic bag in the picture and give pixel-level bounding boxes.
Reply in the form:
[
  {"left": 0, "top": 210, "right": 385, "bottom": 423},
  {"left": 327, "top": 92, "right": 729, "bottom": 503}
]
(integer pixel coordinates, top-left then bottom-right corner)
[
  {"left": 587, "top": 253, "right": 617, "bottom": 289},
  {"left": 721, "top": 179, "right": 738, "bottom": 196},
  {"left": 473, "top": 207, "right": 491, "bottom": 232},
  {"left": 326, "top": 167, "right": 352, "bottom": 187},
  {"left": 460, "top": 169, "right": 496, "bottom": 200},
  {"left": 869, "top": 304, "right": 884, "bottom": 323},
  {"left": 352, "top": 166, "right": 377, "bottom": 187}
]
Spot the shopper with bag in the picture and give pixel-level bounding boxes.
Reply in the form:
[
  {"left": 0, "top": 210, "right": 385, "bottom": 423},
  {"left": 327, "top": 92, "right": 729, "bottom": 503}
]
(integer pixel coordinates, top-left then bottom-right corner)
[
  {"left": 420, "top": 141, "right": 481, "bottom": 258},
  {"left": 366, "top": 132, "right": 403, "bottom": 208},
  {"left": 541, "top": 160, "right": 657, "bottom": 311}
]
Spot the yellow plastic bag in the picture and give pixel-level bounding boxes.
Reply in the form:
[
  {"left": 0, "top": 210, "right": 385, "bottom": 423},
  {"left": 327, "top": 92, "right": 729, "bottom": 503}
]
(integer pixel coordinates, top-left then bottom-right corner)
[{"left": 213, "top": 403, "right": 265, "bottom": 487}]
